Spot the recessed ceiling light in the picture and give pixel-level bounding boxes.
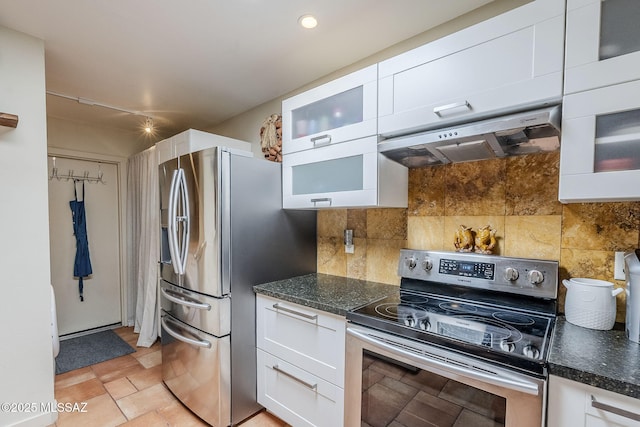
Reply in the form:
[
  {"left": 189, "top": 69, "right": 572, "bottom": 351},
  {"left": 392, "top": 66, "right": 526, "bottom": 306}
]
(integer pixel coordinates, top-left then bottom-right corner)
[{"left": 298, "top": 14, "right": 318, "bottom": 29}]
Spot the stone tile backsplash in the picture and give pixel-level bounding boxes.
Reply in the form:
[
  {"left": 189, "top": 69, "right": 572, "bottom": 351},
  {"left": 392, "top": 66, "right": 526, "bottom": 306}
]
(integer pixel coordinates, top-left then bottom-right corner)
[{"left": 317, "top": 151, "right": 640, "bottom": 321}]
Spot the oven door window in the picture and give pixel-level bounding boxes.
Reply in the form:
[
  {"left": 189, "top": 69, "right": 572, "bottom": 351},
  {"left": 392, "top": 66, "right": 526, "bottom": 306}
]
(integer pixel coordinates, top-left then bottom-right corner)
[{"left": 361, "top": 350, "right": 506, "bottom": 427}]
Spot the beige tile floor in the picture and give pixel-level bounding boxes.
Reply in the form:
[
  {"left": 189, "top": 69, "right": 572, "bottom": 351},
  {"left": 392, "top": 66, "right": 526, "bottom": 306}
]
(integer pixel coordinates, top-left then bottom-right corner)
[{"left": 50, "top": 327, "right": 288, "bottom": 427}]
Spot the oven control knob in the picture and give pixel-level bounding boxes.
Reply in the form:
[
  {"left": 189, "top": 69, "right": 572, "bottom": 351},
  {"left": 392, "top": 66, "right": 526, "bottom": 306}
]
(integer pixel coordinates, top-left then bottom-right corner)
[
  {"left": 528, "top": 270, "right": 544, "bottom": 285},
  {"left": 419, "top": 319, "right": 431, "bottom": 331},
  {"left": 504, "top": 267, "right": 519, "bottom": 282},
  {"left": 499, "top": 340, "right": 516, "bottom": 353},
  {"left": 422, "top": 258, "right": 433, "bottom": 271},
  {"left": 522, "top": 345, "right": 540, "bottom": 359},
  {"left": 406, "top": 256, "right": 417, "bottom": 270}
]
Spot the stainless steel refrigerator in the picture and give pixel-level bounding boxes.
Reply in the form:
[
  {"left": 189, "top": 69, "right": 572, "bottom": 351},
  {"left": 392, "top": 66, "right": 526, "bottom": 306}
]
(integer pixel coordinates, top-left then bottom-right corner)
[{"left": 159, "top": 146, "right": 316, "bottom": 426}]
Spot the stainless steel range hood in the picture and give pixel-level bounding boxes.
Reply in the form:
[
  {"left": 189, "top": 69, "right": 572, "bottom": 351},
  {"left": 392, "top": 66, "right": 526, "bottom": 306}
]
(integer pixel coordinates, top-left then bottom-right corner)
[{"left": 377, "top": 105, "right": 561, "bottom": 168}]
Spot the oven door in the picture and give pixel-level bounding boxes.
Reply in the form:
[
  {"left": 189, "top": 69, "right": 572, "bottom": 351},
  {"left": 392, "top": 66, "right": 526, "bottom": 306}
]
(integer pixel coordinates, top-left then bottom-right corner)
[{"left": 345, "top": 324, "right": 546, "bottom": 427}]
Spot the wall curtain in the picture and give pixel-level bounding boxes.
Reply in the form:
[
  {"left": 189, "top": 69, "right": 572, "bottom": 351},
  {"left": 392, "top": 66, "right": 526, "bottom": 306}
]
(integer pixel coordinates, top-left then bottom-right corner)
[{"left": 126, "top": 146, "right": 159, "bottom": 347}]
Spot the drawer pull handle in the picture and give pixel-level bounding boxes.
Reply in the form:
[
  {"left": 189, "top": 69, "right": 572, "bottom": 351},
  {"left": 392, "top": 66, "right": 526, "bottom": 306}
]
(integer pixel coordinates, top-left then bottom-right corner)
[
  {"left": 273, "top": 365, "right": 318, "bottom": 391},
  {"left": 310, "top": 197, "right": 332, "bottom": 206},
  {"left": 310, "top": 134, "right": 332, "bottom": 146},
  {"left": 272, "top": 303, "right": 318, "bottom": 320},
  {"left": 433, "top": 100, "right": 471, "bottom": 117},
  {"left": 591, "top": 395, "right": 640, "bottom": 421}
]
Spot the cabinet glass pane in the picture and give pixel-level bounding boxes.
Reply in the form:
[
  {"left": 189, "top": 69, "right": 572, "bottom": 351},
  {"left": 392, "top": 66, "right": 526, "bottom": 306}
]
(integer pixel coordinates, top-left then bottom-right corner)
[
  {"left": 291, "top": 86, "right": 364, "bottom": 138},
  {"left": 599, "top": 0, "right": 640, "bottom": 60},
  {"left": 594, "top": 109, "right": 640, "bottom": 172},
  {"left": 292, "top": 155, "right": 363, "bottom": 195}
]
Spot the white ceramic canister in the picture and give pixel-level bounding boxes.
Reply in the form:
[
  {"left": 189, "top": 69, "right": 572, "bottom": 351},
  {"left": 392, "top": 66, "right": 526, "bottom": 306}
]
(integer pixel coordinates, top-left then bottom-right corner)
[{"left": 563, "top": 278, "right": 623, "bottom": 330}]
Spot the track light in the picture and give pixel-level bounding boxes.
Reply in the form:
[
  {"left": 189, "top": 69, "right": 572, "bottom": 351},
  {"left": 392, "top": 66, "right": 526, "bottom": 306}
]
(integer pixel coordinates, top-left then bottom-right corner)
[{"left": 46, "top": 90, "right": 156, "bottom": 135}]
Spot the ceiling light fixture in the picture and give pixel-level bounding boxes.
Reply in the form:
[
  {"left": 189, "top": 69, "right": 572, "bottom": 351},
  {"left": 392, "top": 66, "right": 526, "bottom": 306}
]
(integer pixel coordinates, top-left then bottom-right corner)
[
  {"left": 298, "top": 14, "right": 318, "bottom": 29},
  {"left": 144, "top": 117, "right": 154, "bottom": 134}
]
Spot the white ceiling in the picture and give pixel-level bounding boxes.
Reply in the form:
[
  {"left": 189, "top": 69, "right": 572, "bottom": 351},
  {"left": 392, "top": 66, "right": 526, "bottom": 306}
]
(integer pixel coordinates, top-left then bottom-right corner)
[{"left": 0, "top": 0, "right": 493, "bottom": 140}]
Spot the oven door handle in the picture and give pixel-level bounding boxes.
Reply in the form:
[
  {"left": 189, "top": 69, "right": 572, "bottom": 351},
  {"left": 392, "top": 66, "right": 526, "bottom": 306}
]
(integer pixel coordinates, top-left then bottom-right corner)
[{"left": 347, "top": 327, "right": 541, "bottom": 396}]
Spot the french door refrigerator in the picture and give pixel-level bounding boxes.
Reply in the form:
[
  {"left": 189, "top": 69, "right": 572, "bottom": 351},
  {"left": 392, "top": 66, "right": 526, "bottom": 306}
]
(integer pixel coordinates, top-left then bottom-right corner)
[{"left": 159, "top": 146, "right": 316, "bottom": 426}]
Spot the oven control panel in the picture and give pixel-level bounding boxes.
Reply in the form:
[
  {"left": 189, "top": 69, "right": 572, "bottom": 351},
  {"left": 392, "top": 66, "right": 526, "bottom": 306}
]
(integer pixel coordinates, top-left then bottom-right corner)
[
  {"left": 398, "top": 249, "right": 559, "bottom": 299},
  {"left": 439, "top": 259, "right": 495, "bottom": 280}
]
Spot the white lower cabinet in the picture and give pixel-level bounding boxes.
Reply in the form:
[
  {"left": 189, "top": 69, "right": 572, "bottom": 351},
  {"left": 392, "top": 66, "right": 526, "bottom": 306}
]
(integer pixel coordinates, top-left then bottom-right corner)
[
  {"left": 256, "top": 294, "right": 346, "bottom": 427},
  {"left": 257, "top": 350, "right": 344, "bottom": 427},
  {"left": 548, "top": 375, "right": 640, "bottom": 427}
]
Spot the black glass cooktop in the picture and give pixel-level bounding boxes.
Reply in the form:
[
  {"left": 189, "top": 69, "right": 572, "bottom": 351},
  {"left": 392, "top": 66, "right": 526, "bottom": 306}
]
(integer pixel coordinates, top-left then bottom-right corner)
[{"left": 347, "top": 287, "right": 555, "bottom": 376}]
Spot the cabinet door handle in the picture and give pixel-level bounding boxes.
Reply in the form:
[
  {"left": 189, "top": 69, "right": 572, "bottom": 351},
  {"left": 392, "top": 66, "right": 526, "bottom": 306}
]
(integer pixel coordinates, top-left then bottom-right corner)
[
  {"left": 310, "top": 197, "right": 332, "bottom": 206},
  {"left": 272, "top": 303, "right": 318, "bottom": 320},
  {"left": 310, "top": 134, "right": 332, "bottom": 146},
  {"left": 272, "top": 365, "right": 318, "bottom": 391},
  {"left": 433, "top": 100, "right": 471, "bottom": 117},
  {"left": 591, "top": 395, "right": 640, "bottom": 421}
]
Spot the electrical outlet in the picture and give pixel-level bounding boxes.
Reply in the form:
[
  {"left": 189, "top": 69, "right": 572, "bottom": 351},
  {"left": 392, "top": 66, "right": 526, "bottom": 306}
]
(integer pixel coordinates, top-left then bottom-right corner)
[{"left": 614, "top": 251, "right": 626, "bottom": 280}]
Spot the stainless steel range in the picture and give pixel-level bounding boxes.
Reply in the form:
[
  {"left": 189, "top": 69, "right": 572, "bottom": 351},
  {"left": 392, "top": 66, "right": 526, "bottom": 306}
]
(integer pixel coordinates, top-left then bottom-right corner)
[{"left": 345, "top": 249, "right": 558, "bottom": 427}]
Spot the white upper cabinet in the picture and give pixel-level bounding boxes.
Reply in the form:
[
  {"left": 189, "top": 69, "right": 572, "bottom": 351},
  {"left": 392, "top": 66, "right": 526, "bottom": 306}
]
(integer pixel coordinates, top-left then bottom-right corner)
[
  {"left": 377, "top": 0, "right": 565, "bottom": 137},
  {"left": 559, "top": 79, "right": 640, "bottom": 202},
  {"left": 282, "top": 65, "right": 377, "bottom": 154},
  {"left": 565, "top": 0, "right": 640, "bottom": 95},
  {"left": 282, "top": 136, "right": 407, "bottom": 209}
]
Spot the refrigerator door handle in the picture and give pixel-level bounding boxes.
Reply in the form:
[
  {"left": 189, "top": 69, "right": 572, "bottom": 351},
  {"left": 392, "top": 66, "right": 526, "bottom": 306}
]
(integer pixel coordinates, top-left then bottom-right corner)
[
  {"left": 161, "top": 317, "right": 212, "bottom": 349},
  {"left": 161, "top": 287, "right": 211, "bottom": 311},
  {"left": 167, "top": 168, "right": 190, "bottom": 275}
]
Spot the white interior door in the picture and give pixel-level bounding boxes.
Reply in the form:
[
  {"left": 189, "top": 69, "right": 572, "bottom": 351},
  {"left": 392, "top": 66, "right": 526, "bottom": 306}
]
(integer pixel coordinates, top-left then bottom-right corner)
[{"left": 48, "top": 156, "right": 122, "bottom": 336}]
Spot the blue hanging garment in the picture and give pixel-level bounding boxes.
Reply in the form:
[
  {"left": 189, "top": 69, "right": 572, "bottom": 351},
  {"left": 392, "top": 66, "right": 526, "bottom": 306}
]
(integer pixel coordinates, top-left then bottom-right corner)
[{"left": 70, "top": 180, "right": 92, "bottom": 301}]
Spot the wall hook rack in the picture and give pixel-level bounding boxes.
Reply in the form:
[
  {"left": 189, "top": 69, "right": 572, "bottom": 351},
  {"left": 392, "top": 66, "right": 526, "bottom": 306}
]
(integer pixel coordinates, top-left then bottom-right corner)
[{"left": 48, "top": 157, "right": 106, "bottom": 184}]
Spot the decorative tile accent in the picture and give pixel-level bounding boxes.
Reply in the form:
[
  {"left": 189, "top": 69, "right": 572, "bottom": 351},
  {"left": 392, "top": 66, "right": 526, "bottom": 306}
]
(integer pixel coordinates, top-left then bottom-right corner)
[
  {"left": 503, "top": 215, "right": 562, "bottom": 260},
  {"left": 443, "top": 159, "right": 506, "bottom": 216},
  {"left": 317, "top": 237, "right": 346, "bottom": 276},
  {"left": 408, "top": 166, "right": 446, "bottom": 217},
  {"left": 317, "top": 209, "right": 347, "bottom": 238},
  {"left": 443, "top": 216, "right": 505, "bottom": 255},
  {"left": 562, "top": 202, "right": 640, "bottom": 251},
  {"left": 367, "top": 209, "right": 407, "bottom": 240},
  {"left": 505, "top": 152, "right": 562, "bottom": 216},
  {"left": 407, "top": 217, "right": 445, "bottom": 250}
]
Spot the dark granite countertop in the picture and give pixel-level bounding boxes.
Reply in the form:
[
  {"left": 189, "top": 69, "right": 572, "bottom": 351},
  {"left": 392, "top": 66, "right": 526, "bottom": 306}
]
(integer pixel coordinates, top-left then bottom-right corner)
[
  {"left": 549, "top": 316, "right": 640, "bottom": 398},
  {"left": 255, "top": 275, "right": 640, "bottom": 400},
  {"left": 253, "top": 273, "right": 399, "bottom": 316}
]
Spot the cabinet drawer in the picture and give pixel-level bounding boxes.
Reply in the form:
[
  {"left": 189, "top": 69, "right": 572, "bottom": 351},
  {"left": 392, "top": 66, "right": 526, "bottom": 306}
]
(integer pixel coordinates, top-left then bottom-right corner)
[
  {"left": 282, "top": 65, "right": 377, "bottom": 154},
  {"left": 378, "top": 0, "right": 564, "bottom": 137},
  {"left": 549, "top": 375, "right": 640, "bottom": 427},
  {"left": 257, "top": 349, "right": 344, "bottom": 427},
  {"left": 256, "top": 295, "right": 345, "bottom": 387}
]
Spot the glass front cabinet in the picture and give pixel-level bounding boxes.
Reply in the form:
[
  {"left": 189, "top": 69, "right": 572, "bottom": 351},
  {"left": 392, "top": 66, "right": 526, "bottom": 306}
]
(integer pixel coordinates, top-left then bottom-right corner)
[
  {"left": 565, "top": 0, "right": 640, "bottom": 94},
  {"left": 282, "top": 136, "right": 407, "bottom": 209},
  {"left": 282, "top": 64, "right": 378, "bottom": 154},
  {"left": 559, "top": 79, "right": 640, "bottom": 202}
]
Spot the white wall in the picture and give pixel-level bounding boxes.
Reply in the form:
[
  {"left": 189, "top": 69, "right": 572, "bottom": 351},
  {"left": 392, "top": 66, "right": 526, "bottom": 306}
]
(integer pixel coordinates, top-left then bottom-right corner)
[
  {"left": 0, "top": 26, "right": 56, "bottom": 426},
  {"left": 47, "top": 116, "right": 155, "bottom": 158}
]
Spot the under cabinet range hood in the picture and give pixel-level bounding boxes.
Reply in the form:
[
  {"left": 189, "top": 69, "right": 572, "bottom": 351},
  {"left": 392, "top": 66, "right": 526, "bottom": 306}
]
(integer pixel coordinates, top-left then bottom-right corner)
[{"left": 377, "top": 105, "right": 561, "bottom": 167}]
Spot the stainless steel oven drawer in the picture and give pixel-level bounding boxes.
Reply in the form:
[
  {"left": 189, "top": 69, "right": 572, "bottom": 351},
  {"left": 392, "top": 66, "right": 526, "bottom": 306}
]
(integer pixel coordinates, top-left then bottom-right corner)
[
  {"left": 161, "top": 313, "right": 230, "bottom": 427},
  {"left": 160, "top": 280, "right": 230, "bottom": 337}
]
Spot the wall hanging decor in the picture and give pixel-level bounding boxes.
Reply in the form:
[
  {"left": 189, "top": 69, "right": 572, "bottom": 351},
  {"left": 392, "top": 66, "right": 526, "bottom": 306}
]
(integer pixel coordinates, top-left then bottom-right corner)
[{"left": 260, "top": 113, "right": 282, "bottom": 162}]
